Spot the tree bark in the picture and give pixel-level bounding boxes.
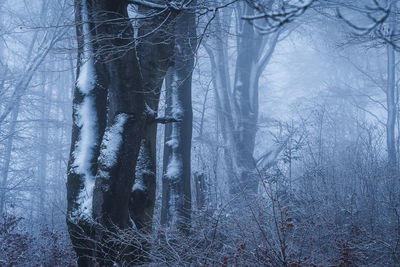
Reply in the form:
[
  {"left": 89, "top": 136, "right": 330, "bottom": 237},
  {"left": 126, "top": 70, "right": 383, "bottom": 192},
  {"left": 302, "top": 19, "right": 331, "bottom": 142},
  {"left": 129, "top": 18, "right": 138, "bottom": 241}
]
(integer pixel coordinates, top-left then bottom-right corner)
[
  {"left": 129, "top": 3, "right": 175, "bottom": 233},
  {"left": 161, "top": 6, "right": 196, "bottom": 233},
  {"left": 66, "top": 1, "right": 108, "bottom": 265},
  {"left": 67, "top": 1, "right": 176, "bottom": 265}
]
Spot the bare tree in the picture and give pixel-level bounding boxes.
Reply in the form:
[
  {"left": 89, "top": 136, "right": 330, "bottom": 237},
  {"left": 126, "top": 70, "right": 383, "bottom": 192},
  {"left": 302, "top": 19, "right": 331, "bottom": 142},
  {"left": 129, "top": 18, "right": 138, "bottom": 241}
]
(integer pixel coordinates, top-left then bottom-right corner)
[
  {"left": 205, "top": 1, "right": 281, "bottom": 197},
  {"left": 66, "top": 0, "right": 178, "bottom": 264},
  {"left": 161, "top": 3, "right": 197, "bottom": 232}
]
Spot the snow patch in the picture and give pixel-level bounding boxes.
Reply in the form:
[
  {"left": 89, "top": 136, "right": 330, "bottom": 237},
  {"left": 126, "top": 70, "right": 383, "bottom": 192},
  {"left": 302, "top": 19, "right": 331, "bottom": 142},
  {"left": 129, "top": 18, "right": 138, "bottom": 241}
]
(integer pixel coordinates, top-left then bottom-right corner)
[
  {"left": 132, "top": 181, "right": 146, "bottom": 192},
  {"left": 166, "top": 138, "right": 179, "bottom": 149},
  {"left": 71, "top": 97, "right": 97, "bottom": 219},
  {"left": 74, "top": 98, "right": 97, "bottom": 177},
  {"left": 71, "top": 0, "right": 98, "bottom": 220},
  {"left": 165, "top": 154, "right": 182, "bottom": 180},
  {"left": 77, "top": 59, "right": 96, "bottom": 94},
  {"left": 99, "top": 113, "right": 129, "bottom": 170},
  {"left": 77, "top": 0, "right": 96, "bottom": 95},
  {"left": 80, "top": 178, "right": 95, "bottom": 217},
  {"left": 133, "top": 140, "right": 152, "bottom": 192},
  {"left": 165, "top": 73, "right": 183, "bottom": 181},
  {"left": 236, "top": 78, "right": 243, "bottom": 88},
  {"left": 171, "top": 73, "right": 183, "bottom": 118}
]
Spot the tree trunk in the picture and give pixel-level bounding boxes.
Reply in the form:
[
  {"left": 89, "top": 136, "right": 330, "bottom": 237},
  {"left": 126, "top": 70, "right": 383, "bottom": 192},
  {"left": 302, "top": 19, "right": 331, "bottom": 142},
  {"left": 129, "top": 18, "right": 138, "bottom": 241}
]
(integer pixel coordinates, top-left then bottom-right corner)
[
  {"left": 208, "top": 3, "right": 280, "bottom": 197},
  {"left": 66, "top": 1, "right": 108, "bottom": 265},
  {"left": 67, "top": 1, "right": 176, "bottom": 265},
  {"left": 38, "top": 71, "right": 50, "bottom": 223},
  {"left": 129, "top": 3, "right": 175, "bottom": 233},
  {"left": 161, "top": 6, "right": 196, "bottom": 233},
  {"left": 231, "top": 4, "right": 262, "bottom": 195},
  {"left": 204, "top": 8, "right": 237, "bottom": 194},
  {"left": 0, "top": 103, "right": 20, "bottom": 217},
  {"left": 386, "top": 7, "right": 397, "bottom": 173}
]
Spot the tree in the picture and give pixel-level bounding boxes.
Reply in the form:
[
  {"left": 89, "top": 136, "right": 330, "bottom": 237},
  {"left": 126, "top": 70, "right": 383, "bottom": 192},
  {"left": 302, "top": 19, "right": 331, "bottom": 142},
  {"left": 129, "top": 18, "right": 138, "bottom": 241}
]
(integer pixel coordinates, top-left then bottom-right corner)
[
  {"left": 335, "top": 0, "right": 399, "bottom": 171},
  {"left": 129, "top": 2, "right": 175, "bottom": 233},
  {"left": 385, "top": 3, "right": 397, "bottom": 171},
  {"left": 205, "top": 2, "right": 281, "bottom": 197},
  {"left": 160, "top": 3, "right": 197, "bottom": 232},
  {"left": 0, "top": 0, "right": 67, "bottom": 218},
  {"left": 66, "top": 0, "right": 176, "bottom": 265}
]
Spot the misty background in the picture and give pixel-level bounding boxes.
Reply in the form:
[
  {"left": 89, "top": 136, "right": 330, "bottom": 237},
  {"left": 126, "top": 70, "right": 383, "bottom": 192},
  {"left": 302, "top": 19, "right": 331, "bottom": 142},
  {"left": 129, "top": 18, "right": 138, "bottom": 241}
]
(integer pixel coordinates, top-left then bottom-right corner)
[{"left": 0, "top": 0, "right": 399, "bottom": 266}]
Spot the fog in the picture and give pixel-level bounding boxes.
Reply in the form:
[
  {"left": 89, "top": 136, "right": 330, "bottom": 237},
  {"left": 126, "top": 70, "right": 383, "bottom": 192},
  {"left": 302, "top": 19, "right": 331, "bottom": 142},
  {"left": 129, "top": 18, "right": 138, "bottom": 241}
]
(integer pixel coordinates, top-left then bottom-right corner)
[{"left": 0, "top": 0, "right": 399, "bottom": 266}]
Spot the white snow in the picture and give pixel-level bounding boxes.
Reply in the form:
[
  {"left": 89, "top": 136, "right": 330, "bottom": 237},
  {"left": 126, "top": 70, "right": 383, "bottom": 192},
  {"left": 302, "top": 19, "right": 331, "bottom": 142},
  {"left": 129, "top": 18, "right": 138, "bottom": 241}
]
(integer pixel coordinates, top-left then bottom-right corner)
[
  {"left": 165, "top": 154, "right": 182, "bottom": 180},
  {"left": 77, "top": 60, "right": 95, "bottom": 94},
  {"left": 80, "top": 178, "right": 95, "bottom": 217},
  {"left": 133, "top": 140, "right": 151, "bottom": 192},
  {"left": 171, "top": 73, "right": 183, "bottom": 118},
  {"left": 77, "top": 0, "right": 96, "bottom": 95},
  {"left": 236, "top": 78, "right": 243, "bottom": 88},
  {"left": 99, "top": 113, "right": 129, "bottom": 170},
  {"left": 71, "top": 0, "right": 98, "bottom": 220},
  {"left": 166, "top": 138, "right": 179, "bottom": 149},
  {"left": 73, "top": 98, "right": 97, "bottom": 177},
  {"left": 132, "top": 181, "right": 146, "bottom": 192},
  {"left": 74, "top": 99, "right": 97, "bottom": 222},
  {"left": 72, "top": 97, "right": 97, "bottom": 219},
  {"left": 165, "top": 73, "right": 183, "bottom": 180}
]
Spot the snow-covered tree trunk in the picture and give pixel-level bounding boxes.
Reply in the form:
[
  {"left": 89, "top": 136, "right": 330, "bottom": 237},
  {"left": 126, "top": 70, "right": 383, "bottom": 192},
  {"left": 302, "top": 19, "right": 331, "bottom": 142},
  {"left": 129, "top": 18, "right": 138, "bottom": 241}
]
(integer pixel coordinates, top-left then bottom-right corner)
[
  {"left": 161, "top": 6, "right": 196, "bottom": 232},
  {"left": 129, "top": 4, "right": 175, "bottom": 233},
  {"left": 67, "top": 1, "right": 176, "bottom": 265},
  {"left": 66, "top": 1, "right": 108, "bottom": 265}
]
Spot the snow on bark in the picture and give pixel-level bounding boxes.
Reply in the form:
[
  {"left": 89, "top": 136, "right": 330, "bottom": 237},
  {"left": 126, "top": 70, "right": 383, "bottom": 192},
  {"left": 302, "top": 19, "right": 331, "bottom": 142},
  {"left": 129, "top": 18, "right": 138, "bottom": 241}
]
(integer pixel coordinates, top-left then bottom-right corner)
[
  {"left": 77, "top": 0, "right": 95, "bottom": 95},
  {"left": 166, "top": 73, "right": 183, "bottom": 180},
  {"left": 165, "top": 138, "right": 179, "bottom": 149},
  {"left": 170, "top": 73, "right": 183, "bottom": 118},
  {"left": 72, "top": 97, "right": 97, "bottom": 218},
  {"left": 74, "top": 99, "right": 96, "bottom": 176},
  {"left": 165, "top": 154, "right": 182, "bottom": 180},
  {"left": 98, "top": 113, "right": 129, "bottom": 171},
  {"left": 133, "top": 140, "right": 152, "bottom": 192},
  {"left": 71, "top": 0, "right": 97, "bottom": 220},
  {"left": 77, "top": 59, "right": 95, "bottom": 95}
]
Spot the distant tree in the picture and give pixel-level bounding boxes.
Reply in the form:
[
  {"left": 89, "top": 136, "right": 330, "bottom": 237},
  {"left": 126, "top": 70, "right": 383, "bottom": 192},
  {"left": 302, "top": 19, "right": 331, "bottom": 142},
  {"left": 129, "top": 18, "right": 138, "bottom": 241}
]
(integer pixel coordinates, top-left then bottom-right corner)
[{"left": 205, "top": 1, "right": 283, "bottom": 197}]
